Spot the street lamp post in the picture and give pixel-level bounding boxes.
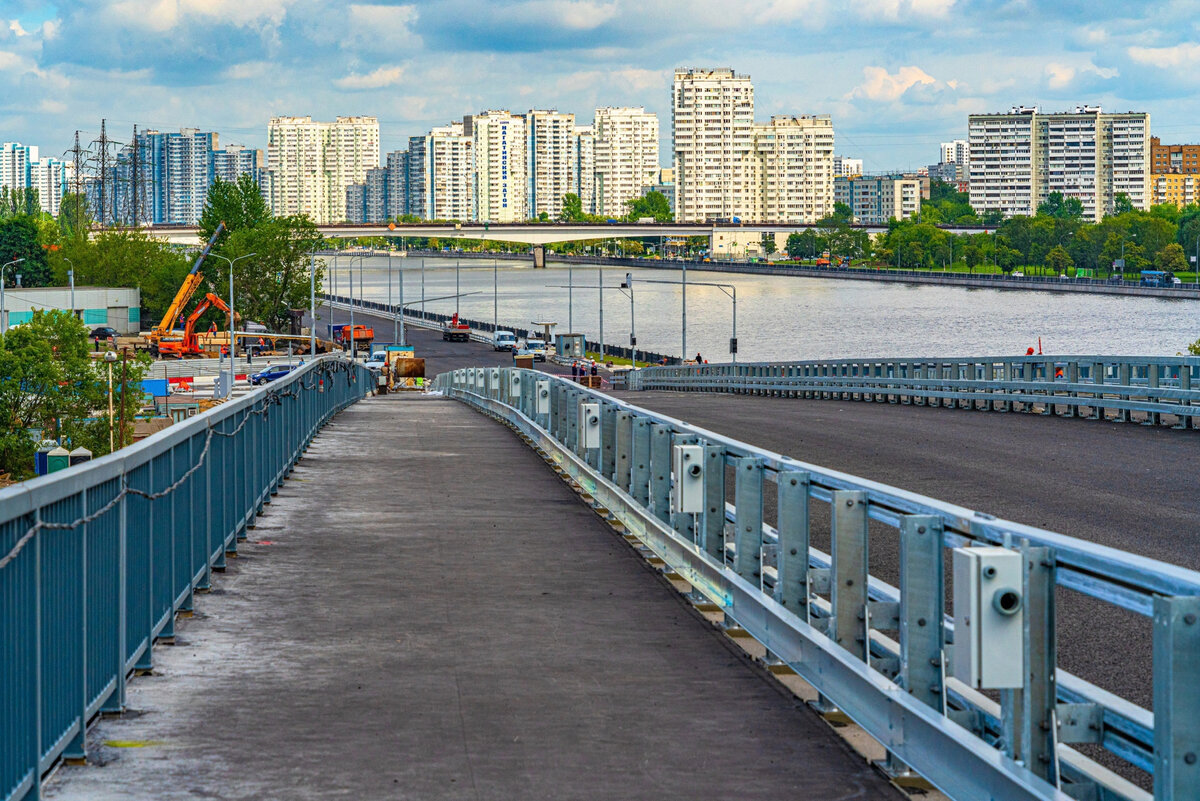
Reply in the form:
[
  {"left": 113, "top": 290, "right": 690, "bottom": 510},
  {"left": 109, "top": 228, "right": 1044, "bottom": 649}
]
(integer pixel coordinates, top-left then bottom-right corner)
[
  {"left": 598, "top": 263, "right": 604, "bottom": 361},
  {"left": 104, "top": 350, "right": 118, "bottom": 451},
  {"left": 208, "top": 252, "right": 256, "bottom": 398},
  {"left": 493, "top": 258, "right": 498, "bottom": 334},
  {"left": 309, "top": 251, "right": 317, "bottom": 356},
  {"left": 568, "top": 261, "right": 574, "bottom": 332},
  {"left": 624, "top": 276, "right": 736, "bottom": 365},
  {"left": 63, "top": 257, "right": 75, "bottom": 316},
  {"left": 621, "top": 272, "right": 636, "bottom": 365},
  {"left": 0, "top": 257, "right": 25, "bottom": 334}
]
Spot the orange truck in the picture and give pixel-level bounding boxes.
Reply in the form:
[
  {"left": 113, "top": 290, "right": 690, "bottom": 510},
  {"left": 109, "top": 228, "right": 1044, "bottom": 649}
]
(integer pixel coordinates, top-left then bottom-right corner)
[{"left": 329, "top": 324, "right": 374, "bottom": 352}]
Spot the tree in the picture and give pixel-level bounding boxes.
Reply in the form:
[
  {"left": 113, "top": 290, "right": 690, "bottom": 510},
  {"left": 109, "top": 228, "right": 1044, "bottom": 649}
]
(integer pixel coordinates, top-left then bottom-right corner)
[
  {"left": 214, "top": 215, "right": 324, "bottom": 332},
  {"left": 559, "top": 193, "right": 584, "bottom": 222},
  {"left": 1156, "top": 242, "right": 1187, "bottom": 274},
  {"left": 963, "top": 244, "right": 982, "bottom": 270},
  {"left": 761, "top": 234, "right": 776, "bottom": 255},
  {"left": 1044, "top": 245, "right": 1074, "bottom": 275},
  {"left": 1113, "top": 193, "right": 1136, "bottom": 216},
  {"left": 0, "top": 215, "right": 51, "bottom": 287},
  {"left": 625, "top": 191, "right": 673, "bottom": 222},
  {"left": 199, "top": 174, "right": 271, "bottom": 244},
  {"left": 57, "top": 193, "right": 93, "bottom": 242},
  {"left": 0, "top": 187, "right": 42, "bottom": 218},
  {"left": 1037, "top": 192, "right": 1085, "bottom": 220}
]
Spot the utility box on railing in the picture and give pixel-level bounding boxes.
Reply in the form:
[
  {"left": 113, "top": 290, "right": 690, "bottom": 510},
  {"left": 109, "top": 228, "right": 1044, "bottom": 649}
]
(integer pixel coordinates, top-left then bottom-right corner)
[
  {"left": 510, "top": 372, "right": 521, "bottom": 399},
  {"left": 536, "top": 380, "right": 551, "bottom": 414},
  {"left": 671, "top": 444, "right": 705, "bottom": 513},
  {"left": 489, "top": 368, "right": 500, "bottom": 393},
  {"left": 578, "top": 402, "right": 601, "bottom": 449},
  {"left": 952, "top": 546, "right": 1024, "bottom": 689}
]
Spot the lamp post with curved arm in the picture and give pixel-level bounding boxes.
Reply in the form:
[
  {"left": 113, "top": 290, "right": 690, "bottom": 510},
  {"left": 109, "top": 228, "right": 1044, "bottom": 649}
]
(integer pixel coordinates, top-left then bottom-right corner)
[
  {"left": 208, "top": 252, "right": 256, "bottom": 397},
  {"left": 1, "top": 257, "right": 25, "bottom": 334}
]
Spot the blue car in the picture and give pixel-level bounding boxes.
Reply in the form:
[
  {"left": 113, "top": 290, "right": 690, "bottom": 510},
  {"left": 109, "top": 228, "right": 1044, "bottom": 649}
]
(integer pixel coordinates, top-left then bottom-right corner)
[{"left": 250, "top": 364, "right": 295, "bottom": 385}]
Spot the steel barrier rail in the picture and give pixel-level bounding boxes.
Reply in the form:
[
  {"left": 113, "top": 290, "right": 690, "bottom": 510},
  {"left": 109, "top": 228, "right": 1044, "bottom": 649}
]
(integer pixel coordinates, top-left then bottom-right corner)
[
  {"left": 626, "top": 355, "right": 1200, "bottom": 428},
  {"left": 0, "top": 355, "right": 372, "bottom": 801},
  {"left": 434, "top": 366, "right": 1200, "bottom": 801}
]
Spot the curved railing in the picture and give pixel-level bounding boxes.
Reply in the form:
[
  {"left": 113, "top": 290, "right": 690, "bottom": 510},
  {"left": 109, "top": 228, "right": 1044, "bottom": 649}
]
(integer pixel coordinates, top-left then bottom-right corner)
[
  {"left": 1, "top": 356, "right": 372, "bottom": 801},
  {"left": 435, "top": 365, "right": 1200, "bottom": 801},
  {"left": 625, "top": 354, "right": 1200, "bottom": 428}
]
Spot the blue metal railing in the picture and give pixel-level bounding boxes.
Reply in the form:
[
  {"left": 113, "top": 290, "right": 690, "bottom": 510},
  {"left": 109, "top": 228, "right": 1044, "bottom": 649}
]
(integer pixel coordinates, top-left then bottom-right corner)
[
  {"left": 625, "top": 354, "right": 1200, "bottom": 428},
  {"left": 1, "top": 356, "right": 371, "bottom": 801},
  {"left": 436, "top": 366, "right": 1200, "bottom": 801}
]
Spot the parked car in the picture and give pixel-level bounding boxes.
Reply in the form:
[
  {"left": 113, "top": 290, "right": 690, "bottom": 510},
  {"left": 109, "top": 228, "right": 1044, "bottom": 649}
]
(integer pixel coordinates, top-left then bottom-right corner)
[
  {"left": 90, "top": 326, "right": 118, "bottom": 340},
  {"left": 363, "top": 354, "right": 388, "bottom": 371},
  {"left": 493, "top": 330, "right": 517, "bottom": 351},
  {"left": 250, "top": 364, "right": 295, "bottom": 385},
  {"left": 516, "top": 336, "right": 548, "bottom": 362}
]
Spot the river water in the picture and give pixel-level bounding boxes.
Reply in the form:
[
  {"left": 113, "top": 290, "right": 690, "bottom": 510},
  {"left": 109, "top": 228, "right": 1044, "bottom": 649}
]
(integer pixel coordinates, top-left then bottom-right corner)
[{"left": 328, "top": 255, "right": 1199, "bottom": 361}]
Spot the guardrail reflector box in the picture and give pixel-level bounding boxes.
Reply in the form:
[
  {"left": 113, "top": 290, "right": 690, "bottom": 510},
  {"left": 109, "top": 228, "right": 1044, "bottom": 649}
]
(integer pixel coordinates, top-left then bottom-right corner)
[
  {"left": 536, "top": 380, "right": 551, "bottom": 414},
  {"left": 670, "top": 444, "right": 705, "bottom": 513},
  {"left": 578, "top": 402, "right": 601, "bottom": 448},
  {"left": 952, "top": 546, "right": 1024, "bottom": 689}
]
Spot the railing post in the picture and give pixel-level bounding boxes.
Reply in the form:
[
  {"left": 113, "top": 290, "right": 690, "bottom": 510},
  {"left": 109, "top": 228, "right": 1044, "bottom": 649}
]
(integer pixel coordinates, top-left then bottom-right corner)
[
  {"left": 630, "top": 416, "right": 651, "bottom": 506},
  {"left": 671, "top": 433, "right": 698, "bottom": 542},
  {"left": 600, "top": 403, "right": 616, "bottom": 478},
  {"left": 1119, "top": 362, "right": 1132, "bottom": 422},
  {"left": 702, "top": 444, "right": 726, "bottom": 563},
  {"left": 1020, "top": 546, "right": 1058, "bottom": 785},
  {"left": 1153, "top": 595, "right": 1200, "bottom": 801},
  {"left": 831, "top": 490, "right": 868, "bottom": 660},
  {"left": 614, "top": 411, "right": 633, "bottom": 490},
  {"left": 1145, "top": 363, "right": 1161, "bottom": 426},
  {"left": 899, "top": 514, "right": 944, "bottom": 712},
  {"left": 649, "top": 423, "right": 672, "bottom": 523},
  {"left": 775, "top": 472, "right": 810, "bottom": 617},
  {"left": 733, "top": 457, "right": 763, "bottom": 585}
]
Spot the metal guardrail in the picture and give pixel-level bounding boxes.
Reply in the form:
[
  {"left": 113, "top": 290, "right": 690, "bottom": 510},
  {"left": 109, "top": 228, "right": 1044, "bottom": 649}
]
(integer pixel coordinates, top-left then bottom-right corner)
[
  {"left": 625, "top": 355, "right": 1200, "bottom": 428},
  {"left": 435, "top": 365, "right": 1200, "bottom": 801},
  {"left": 1, "top": 356, "right": 372, "bottom": 801}
]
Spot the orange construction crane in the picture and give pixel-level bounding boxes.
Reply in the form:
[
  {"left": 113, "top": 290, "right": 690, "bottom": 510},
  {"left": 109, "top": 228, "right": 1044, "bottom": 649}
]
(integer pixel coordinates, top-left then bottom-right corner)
[
  {"left": 157, "top": 293, "right": 233, "bottom": 358},
  {"left": 148, "top": 221, "right": 225, "bottom": 352}
]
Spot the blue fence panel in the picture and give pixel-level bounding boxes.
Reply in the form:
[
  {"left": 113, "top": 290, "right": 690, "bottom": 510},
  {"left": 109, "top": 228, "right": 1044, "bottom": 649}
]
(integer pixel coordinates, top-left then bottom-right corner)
[{"left": 0, "top": 356, "right": 370, "bottom": 801}]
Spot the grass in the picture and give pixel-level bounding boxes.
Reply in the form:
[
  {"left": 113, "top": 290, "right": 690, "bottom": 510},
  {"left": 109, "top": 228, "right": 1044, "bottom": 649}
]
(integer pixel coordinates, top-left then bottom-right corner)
[{"left": 582, "top": 351, "right": 654, "bottom": 368}]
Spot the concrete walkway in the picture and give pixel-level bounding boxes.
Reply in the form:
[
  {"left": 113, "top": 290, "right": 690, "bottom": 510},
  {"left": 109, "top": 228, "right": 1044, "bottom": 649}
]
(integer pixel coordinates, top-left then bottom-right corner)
[{"left": 48, "top": 394, "right": 897, "bottom": 801}]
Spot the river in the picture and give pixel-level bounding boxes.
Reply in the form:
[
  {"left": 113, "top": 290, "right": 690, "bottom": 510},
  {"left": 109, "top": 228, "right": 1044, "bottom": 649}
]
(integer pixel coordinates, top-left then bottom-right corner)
[{"left": 326, "top": 254, "right": 1199, "bottom": 361}]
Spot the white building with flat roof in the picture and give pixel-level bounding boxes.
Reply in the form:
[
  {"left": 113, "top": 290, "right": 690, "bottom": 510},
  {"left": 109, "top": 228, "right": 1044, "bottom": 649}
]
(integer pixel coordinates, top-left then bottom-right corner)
[
  {"left": 465, "top": 111, "right": 527, "bottom": 223},
  {"left": 266, "top": 115, "right": 380, "bottom": 223},
  {"left": 833, "top": 155, "right": 863, "bottom": 177},
  {"left": 593, "top": 106, "right": 659, "bottom": 219},
  {"left": 572, "top": 125, "right": 596, "bottom": 215},
  {"left": 672, "top": 67, "right": 755, "bottom": 222},
  {"left": 407, "top": 122, "right": 474, "bottom": 221},
  {"left": 526, "top": 110, "right": 575, "bottom": 220},
  {"left": 749, "top": 115, "right": 835, "bottom": 223}
]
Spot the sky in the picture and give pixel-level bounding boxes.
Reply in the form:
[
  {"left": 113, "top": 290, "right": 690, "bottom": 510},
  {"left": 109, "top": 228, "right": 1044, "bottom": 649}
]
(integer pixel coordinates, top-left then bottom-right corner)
[{"left": 2, "top": 0, "right": 1200, "bottom": 172}]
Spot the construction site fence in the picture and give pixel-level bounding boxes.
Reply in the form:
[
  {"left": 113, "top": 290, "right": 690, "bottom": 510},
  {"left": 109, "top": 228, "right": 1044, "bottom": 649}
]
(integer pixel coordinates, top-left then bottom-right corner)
[{"left": 0, "top": 355, "right": 372, "bottom": 801}]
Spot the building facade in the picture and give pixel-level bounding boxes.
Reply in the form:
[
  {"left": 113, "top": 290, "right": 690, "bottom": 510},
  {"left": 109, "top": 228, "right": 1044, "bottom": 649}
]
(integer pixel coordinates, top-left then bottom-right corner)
[
  {"left": 593, "top": 106, "right": 660, "bottom": 218},
  {"left": 672, "top": 67, "right": 755, "bottom": 222},
  {"left": 748, "top": 115, "right": 835, "bottom": 223},
  {"left": 464, "top": 111, "right": 526, "bottom": 223},
  {"left": 968, "top": 106, "right": 1149, "bottom": 221},
  {"left": 525, "top": 110, "right": 575, "bottom": 219},
  {"left": 1151, "top": 173, "right": 1197, "bottom": 208},
  {"left": 572, "top": 125, "right": 596, "bottom": 215},
  {"left": 1, "top": 142, "right": 71, "bottom": 215},
  {"left": 834, "top": 174, "right": 924, "bottom": 224},
  {"left": 407, "top": 123, "right": 474, "bottom": 221},
  {"left": 833, "top": 155, "right": 863, "bottom": 177},
  {"left": 1150, "top": 137, "right": 1200, "bottom": 175},
  {"left": 940, "top": 139, "right": 970, "bottom": 179},
  {"left": 266, "top": 115, "right": 380, "bottom": 224}
]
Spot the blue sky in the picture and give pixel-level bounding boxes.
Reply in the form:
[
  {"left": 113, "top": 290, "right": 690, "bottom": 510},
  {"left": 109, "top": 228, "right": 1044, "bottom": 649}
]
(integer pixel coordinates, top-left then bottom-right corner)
[{"left": 2, "top": 0, "right": 1200, "bottom": 171}]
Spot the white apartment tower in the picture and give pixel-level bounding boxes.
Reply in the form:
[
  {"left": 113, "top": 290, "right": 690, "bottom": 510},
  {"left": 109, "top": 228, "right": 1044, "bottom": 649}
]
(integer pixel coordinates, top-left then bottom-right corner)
[
  {"left": 465, "top": 111, "right": 527, "bottom": 223},
  {"left": 672, "top": 67, "right": 755, "bottom": 222},
  {"left": 408, "top": 122, "right": 474, "bottom": 221},
  {"left": 572, "top": 125, "right": 597, "bottom": 215},
  {"left": 833, "top": 155, "right": 863, "bottom": 177},
  {"left": 940, "top": 139, "right": 970, "bottom": 178},
  {"left": 593, "top": 106, "right": 660, "bottom": 218},
  {"left": 526, "top": 110, "right": 575, "bottom": 219},
  {"left": 1, "top": 142, "right": 70, "bottom": 215},
  {"left": 749, "top": 116, "right": 835, "bottom": 223},
  {"left": 968, "top": 106, "right": 1149, "bottom": 221},
  {"left": 266, "top": 115, "right": 380, "bottom": 223}
]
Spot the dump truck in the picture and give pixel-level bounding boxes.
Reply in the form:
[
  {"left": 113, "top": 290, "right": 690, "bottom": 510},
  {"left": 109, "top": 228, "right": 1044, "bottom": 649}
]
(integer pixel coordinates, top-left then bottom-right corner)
[{"left": 328, "top": 323, "right": 374, "bottom": 352}]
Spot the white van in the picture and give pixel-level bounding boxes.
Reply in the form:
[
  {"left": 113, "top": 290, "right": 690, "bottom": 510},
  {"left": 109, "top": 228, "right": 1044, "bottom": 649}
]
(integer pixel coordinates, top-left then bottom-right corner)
[{"left": 493, "top": 330, "right": 517, "bottom": 351}]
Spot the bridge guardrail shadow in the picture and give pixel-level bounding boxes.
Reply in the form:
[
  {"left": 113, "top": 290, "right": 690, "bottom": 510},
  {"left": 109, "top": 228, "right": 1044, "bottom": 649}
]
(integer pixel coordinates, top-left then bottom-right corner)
[
  {"left": 435, "top": 365, "right": 1200, "bottom": 801},
  {"left": 0, "top": 356, "right": 372, "bottom": 801},
  {"left": 625, "top": 355, "right": 1200, "bottom": 429}
]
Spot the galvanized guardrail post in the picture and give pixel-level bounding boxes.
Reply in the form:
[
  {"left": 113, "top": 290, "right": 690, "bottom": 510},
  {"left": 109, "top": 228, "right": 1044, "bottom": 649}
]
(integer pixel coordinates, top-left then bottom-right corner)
[
  {"left": 630, "top": 416, "right": 651, "bottom": 506},
  {"left": 614, "top": 411, "right": 632, "bottom": 490},
  {"left": 1153, "top": 596, "right": 1200, "bottom": 801},
  {"left": 649, "top": 423, "right": 672, "bottom": 523},
  {"left": 733, "top": 458, "right": 763, "bottom": 585},
  {"left": 702, "top": 444, "right": 725, "bottom": 563},
  {"left": 775, "top": 472, "right": 810, "bottom": 618}
]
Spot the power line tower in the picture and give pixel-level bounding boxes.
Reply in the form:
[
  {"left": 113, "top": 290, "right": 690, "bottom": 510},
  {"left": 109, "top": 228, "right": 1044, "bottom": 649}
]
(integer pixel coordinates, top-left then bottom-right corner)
[
  {"left": 88, "top": 119, "right": 122, "bottom": 226},
  {"left": 63, "top": 130, "right": 88, "bottom": 234}
]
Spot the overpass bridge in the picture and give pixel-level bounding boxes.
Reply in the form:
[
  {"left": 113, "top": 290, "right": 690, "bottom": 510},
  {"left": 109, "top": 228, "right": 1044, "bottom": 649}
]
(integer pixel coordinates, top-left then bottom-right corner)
[
  {"left": 5, "top": 336, "right": 1198, "bottom": 801},
  {"left": 130, "top": 220, "right": 997, "bottom": 246}
]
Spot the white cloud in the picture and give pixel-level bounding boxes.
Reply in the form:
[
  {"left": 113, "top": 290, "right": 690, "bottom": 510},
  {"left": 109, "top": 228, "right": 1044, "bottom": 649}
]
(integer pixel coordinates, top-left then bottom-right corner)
[
  {"left": 534, "top": 0, "right": 620, "bottom": 29},
  {"left": 0, "top": 49, "right": 32, "bottom": 72},
  {"left": 224, "top": 60, "right": 272, "bottom": 81},
  {"left": 848, "top": 65, "right": 938, "bottom": 101},
  {"left": 1128, "top": 42, "right": 1200, "bottom": 68},
  {"left": 1044, "top": 62, "right": 1075, "bottom": 89},
  {"left": 106, "top": 0, "right": 295, "bottom": 32},
  {"left": 9, "top": 20, "right": 29, "bottom": 36},
  {"left": 334, "top": 65, "right": 407, "bottom": 90},
  {"left": 38, "top": 98, "right": 67, "bottom": 114},
  {"left": 556, "top": 66, "right": 663, "bottom": 93},
  {"left": 344, "top": 4, "right": 421, "bottom": 50}
]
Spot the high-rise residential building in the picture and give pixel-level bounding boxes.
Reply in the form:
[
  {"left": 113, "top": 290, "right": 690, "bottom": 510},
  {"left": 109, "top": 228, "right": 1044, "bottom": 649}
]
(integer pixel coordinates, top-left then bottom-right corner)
[
  {"left": 212, "top": 143, "right": 264, "bottom": 186},
  {"left": 672, "top": 67, "right": 755, "bottom": 222},
  {"left": 1, "top": 142, "right": 71, "bottom": 215},
  {"left": 834, "top": 174, "right": 925, "bottom": 224},
  {"left": 464, "top": 111, "right": 527, "bottom": 223},
  {"left": 1151, "top": 173, "right": 1197, "bottom": 209},
  {"left": 968, "top": 106, "right": 1149, "bottom": 221},
  {"left": 407, "top": 122, "right": 474, "bottom": 221},
  {"left": 345, "top": 184, "right": 367, "bottom": 224},
  {"left": 593, "top": 106, "right": 660, "bottom": 218},
  {"left": 833, "top": 156, "right": 863, "bottom": 177},
  {"left": 266, "top": 115, "right": 380, "bottom": 224},
  {"left": 571, "top": 125, "right": 596, "bottom": 214},
  {"left": 141, "top": 129, "right": 216, "bottom": 225},
  {"left": 940, "top": 139, "right": 970, "bottom": 179},
  {"left": 385, "top": 150, "right": 408, "bottom": 220},
  {"left": 525, "top": 110, "right": 575, "bottom": 219},
  {"left": 747, "top": 115, "right": 835, "bottom": 223},
  {"left": 640, "top": 167, "right": 676, "bottom": 215},
  {"left": 1150, "top": 137, "right": 1200, "bottom": 175}
]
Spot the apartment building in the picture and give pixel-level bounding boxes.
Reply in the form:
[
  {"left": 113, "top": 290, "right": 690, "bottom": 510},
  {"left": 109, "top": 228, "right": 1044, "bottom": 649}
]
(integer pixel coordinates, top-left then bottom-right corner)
[
  {"left": 266, "top": 115, "right": 379, "bottom": 224},
  {"left": 968, "top": 106, "right": 1149, "bottom": 221},
  {"left": 1151, "top": 173, "right": 1197, "bottom": 208},
  {"left": 940, "top": 139, "right": 970, "bottom": 179},
  {"left": 525, "top": 110, "right": 575, "bottom": 219},
  {"left": 1151, "top": 137, "right": 1200, "bottom": 175},
  {"left": 1, "top": 142, "right": 71, "bottom": 215},
  {"left": 211, "top": 144, "right": 264, "bottom": 186},
  {"left": 572, "top": 125, "right": 596, "bottom": 214},
  {"left": 834, "top": 174, "right": 925, "bottom": 224},
  {"left": 833, "top": 155, "right": 863, "bottom": 177},
  {"left": 406, "top": 123, "right": 474, "bottom": 221},
  {"left": 748, "top": 115, "right": 835, "bottom": 223},
  {"left": 672, "top": 67, "right": 755, "bottom": 222},
  {"left": 385, "top": 149, "right": 408, "bottom": 220},
  {"left": 464, "top": 111, "right": 526, "bottom": 223},
  {"left": 593, "top": 106, "right": 660, "bottom": 218}
]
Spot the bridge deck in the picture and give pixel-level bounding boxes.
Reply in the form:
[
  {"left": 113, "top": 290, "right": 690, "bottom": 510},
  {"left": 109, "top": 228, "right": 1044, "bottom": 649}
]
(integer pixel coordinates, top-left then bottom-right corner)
[{"left": 48, "top": 393, "right": 897, "bottom": 800}]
